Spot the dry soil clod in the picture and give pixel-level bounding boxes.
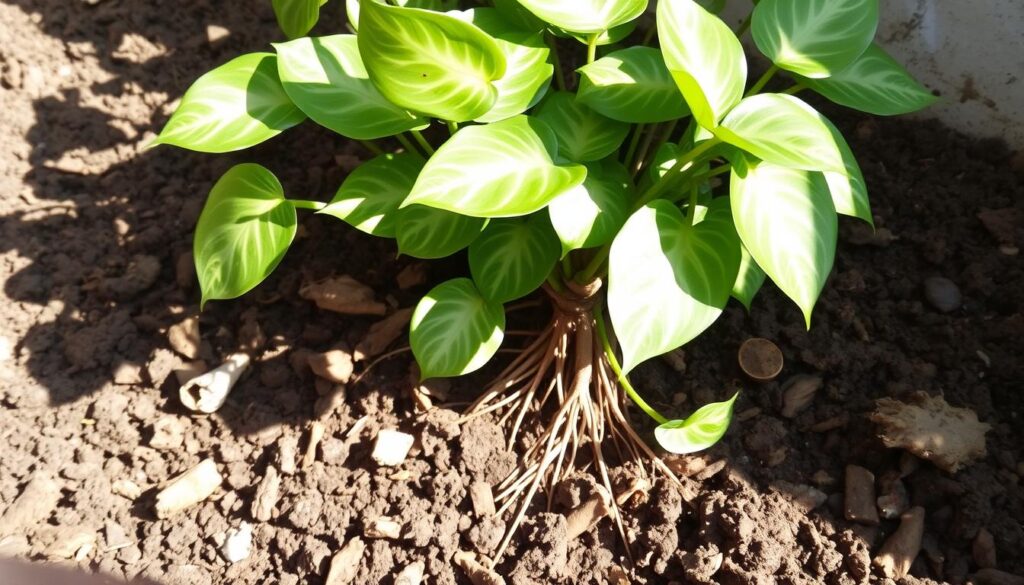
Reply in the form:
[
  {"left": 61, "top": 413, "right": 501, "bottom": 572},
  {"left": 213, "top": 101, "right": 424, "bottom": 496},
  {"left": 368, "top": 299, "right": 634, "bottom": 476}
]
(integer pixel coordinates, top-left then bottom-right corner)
[
  {"left": 871, "top": 392, "right": 990, "bottom": 473},
  {"left": 308, "top": 348, "right": 354, "bottom": 384},
  {"left": 167, "top": 315, "right": 201, "bottom": 359},
  {"left": 873, "top": 506, "right": 925, "bottom": 579},
  {"left": 469, "top": 481, "right": 496, "bottom": 518},
  {"left": 251, "top": 466, "right": 281, "bottom": 522},
  {"left": 565, "top": 492, "right": 612, "bottom": 540},
  {"left": 365, "top": 517, "right": 403, "bottom": 539},
  {"left": 454, "top": 551, "right": 505, "bottom": 585},
  {"left": 372, "top": 429, "right": 414, "bottom": 467},
  {"left": 0, "top": 474, "right": 61, "bottom": 537},
  {"left": 844, "top": 464, "right": 880, "bottom": 525},
  {"left": 738, "top": 338, "right": 784, "bottom": 381},
  {"left": 300, "top": 275, "right": 387, "bottom": 315},
  {"left": 154, "top": 458, "right": 222, "bottom": 518},
  {"left": 325, "top": 537, "right": 366, "bottom": 585},
  {"left": 179, "top": 352, "right": 250, "bottom": 414}
]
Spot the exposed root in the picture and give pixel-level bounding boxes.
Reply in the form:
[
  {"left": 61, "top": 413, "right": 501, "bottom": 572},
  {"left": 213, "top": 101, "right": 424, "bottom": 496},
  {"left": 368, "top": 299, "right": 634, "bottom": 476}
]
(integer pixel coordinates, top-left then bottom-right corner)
[{"left": 463, "top": 284, "right": 682, "bottom": 565}]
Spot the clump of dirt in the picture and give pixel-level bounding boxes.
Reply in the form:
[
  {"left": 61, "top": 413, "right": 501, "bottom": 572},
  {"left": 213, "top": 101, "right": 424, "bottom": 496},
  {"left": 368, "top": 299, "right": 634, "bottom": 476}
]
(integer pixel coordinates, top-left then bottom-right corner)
[{"left": 1, "top": 0, "right": 1022, "bottom": 584}]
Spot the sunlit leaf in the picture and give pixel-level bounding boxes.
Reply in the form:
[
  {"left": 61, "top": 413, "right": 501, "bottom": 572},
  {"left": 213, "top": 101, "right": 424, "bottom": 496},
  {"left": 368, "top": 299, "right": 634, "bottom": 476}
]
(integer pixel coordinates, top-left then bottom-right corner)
[
  {"left": 533, "top": 91, "right": 630, "bottom": 163},
  {"left": 272, "top": 0, "right": 326, "bottom": 39},
  {"left": 410, "top": 278, "right": 505, "bottom": 379},
  {"left": 514, "top": 0, "right": 648, "bottom": 34},
  {"left": 469, "top": 214, "right": 560, "bottom": 303},
  {"left": 548, "top": 160, "right": 631, "bottom": 256},
  {"left": 346, "top": 0, "right": 458, "bottom": 30},
  {"left": 655, "top": 393, "right": 738, "bottom": 454},
  {"left": 194, "top": 164, "right": 296, "bottom": 307},
  {"left": 155, "top": 53, "right": 305, "bottom": 153},
  {"left": 319, "top": 153, "right": 424, "bottom": 237},
  {"left": 820, "top": 116, "right": 872, "bottom": 225},
  {"left": 577, "top": 47, "right": 691, "bottom": 124},
  {"left": 403, "top": 115, "right": 587, "bottom": 217},
  {"left": 731, "top": 243, "right": 766, "bottom": 310},
  {"left": 395, "top": 205, "right": 487, "bottom": 259}
]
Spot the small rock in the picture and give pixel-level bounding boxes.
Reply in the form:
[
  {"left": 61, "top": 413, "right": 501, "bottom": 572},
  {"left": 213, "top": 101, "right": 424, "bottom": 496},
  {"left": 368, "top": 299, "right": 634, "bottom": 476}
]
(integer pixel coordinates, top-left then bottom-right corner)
[
  {"left": 844, "top": 464, "right": 879, "bottom": 525},
  {"left": 973, "top": 527, "right": 997, "bottom": 569},
  {"left": 0, "top": 474, "right": 61, "bottom": 537},
  {"left": 320, "top": 438, "right": 350, "bottom": 466},
  {"left": 923, "top": 276, "right": 963, "bottom": 313},
  {"left": 168, "top": 316, "right": 201, "bottom": 359},
  {"left": 469, "top": 481, "right": 496, "bottom": 517},
  {"left": 325, "top": 537, "right": 366, "bottom": 585},
  {"left": 873, "top": 506, "right": 925, "bottom": 579},
  {"left": 308, "top": 349, "right": 354, "bottom": 384},
  {"left": 206, "top": 24, "right": 230, "bottom": 45},
  {"left": 0, "top": 535, "right": 30, "bottom": 557},
  {"left": 780, "top": 375, "right": 822, "bottom": 418},
  {"left": 103, "top": 521, "right": 132, "bottom": 552},
  {"left": 365, "top": 517, "right": 403, "bottom": 539},
  {"left": 112, "top": 361, "right": 144, "bottom": 385},
  {"left": 154, "top": 458, "right": 222, "bottom": 518},
  {"left": 277, "top": 435, "right": 299, "bottom": 475},
  {"left": 222, "top": 522, "right": 253, "bottom": 563},
  {"left": 372, "top": 429, "right": 414, "bottom": 466},
  {"left": 150, "top": 416, "right": 187, "bottom": 450},
  {"left": 111, "top": 479, "right": 143, "bottom": 500},
  {"left": 251, "top": 466, "right": 281, "bottom": 522},
  {"left": 395, "top": 561, "right": 425, "bottom": 585}
]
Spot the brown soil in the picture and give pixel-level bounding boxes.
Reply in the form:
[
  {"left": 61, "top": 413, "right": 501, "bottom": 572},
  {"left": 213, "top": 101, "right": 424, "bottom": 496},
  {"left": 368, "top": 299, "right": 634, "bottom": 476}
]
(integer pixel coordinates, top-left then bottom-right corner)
[{"left": 1, "top": 1, "right": 1022, "bottom": 584}]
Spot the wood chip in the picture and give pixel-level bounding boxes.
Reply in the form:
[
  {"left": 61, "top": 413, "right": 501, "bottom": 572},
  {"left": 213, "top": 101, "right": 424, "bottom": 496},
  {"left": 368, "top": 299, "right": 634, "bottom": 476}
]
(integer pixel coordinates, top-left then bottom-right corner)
[
  {"left": 325, "top": 537, "right": 366, "bottom": 585},
  {"left": 302, "top": 422, "right": 326, "bottom": 468},
  {"left": 844, "top": 464, "right": 879, "bottom": 525},
  {"left": 873, "top": 506, "right": 925, "bottom": 579},
  {"left": 154, "top": 458, "right": 222, "bottom": 518},
  {"left": 454, "top": 551, "right": 505, "bottom": 585},
  {"left": 300, "top": 276, "right": 387, "bottom": 315},
  {"left": 780, "top": 375, "right": 822, "bottom": 418},
  {"left": 396, "top": 263, "right": 428, "bottom": 289},
  {"left": 566, "top": 490, "right": 611, "bottom": 540},
  {"left": 354, "top": 309, "right": 412, "bottom": 362},
  {"left": 871, "top": 392, "right": 990, "bottom": 473},
  {"left": 469, "top": 481, "right": 496, "bottom": 517},
  {"left": 251, "top": 466, "right": 281, "bottom": 522}
]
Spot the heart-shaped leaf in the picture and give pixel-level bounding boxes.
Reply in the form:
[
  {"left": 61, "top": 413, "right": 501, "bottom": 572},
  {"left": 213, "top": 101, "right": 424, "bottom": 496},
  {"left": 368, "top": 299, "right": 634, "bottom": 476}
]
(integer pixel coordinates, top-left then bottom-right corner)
[
  {"left": 395, "top": 205, "right": 487, "bottom": 259},
  {"left": 514, "top": 0, "right": 648, "bottom": 34},
  {"left": 272, "top": 0, "right": 326, "bottom": 39},
  {"left": 357, "top": 0, "right": 506, "bottom": 122},
  {"left": 655, "top": 393, "right": 738, "bottom": 454},
  {"left": 752, "top": 0, "right": 878, "bottom": 78},
  {"left": 577, "top": 47, "right": 691, "bottom": 124},
  {"left": 730, "top": 158, "right": 837, "bottom": 326},
  {"left": 456, "top": 8, "right": 553, "bottom": 123},
  {"left": 716, "top": 93, "right": 845, "bottom": 173},
  {"left": 731, "top": 243, "right": 766, "bottom": 311},
  {"left": 275, "top": 35, "right": 428, "bottom": 140},
  {"left": 319, "top": 153, "right": 424, "bottom": 237},
  {"left": 533, "top": 91, "right": 630, "bottom": 163},
  {"left": 548, "top": 160, "right": 631, "bottom": 256},
  {"left": 609, "top": 198, "right": 741, "bottom": 373},
  {"left": 410, "top": 278, "right": 505, "bottom": 379},
  {"left": 801, "top": 43, "right": 938, "bottom": 116},
  {"left": 469, "top": 214, "right": 560, "bottom": 303},
  {"left": 155, "top": 53, "right": 305, "bottom": 153},
  {"left": 194, "top": 164, "right": 297, "bottom": 307},
  {"left": 403, "top": 115, "right": 587, "bottom": 217},
  {"left": 657, "top": 0, "right": 746, "bottom": 129},
  {"left": 346, "top": 0, "right": 458, "bottom": 31}
]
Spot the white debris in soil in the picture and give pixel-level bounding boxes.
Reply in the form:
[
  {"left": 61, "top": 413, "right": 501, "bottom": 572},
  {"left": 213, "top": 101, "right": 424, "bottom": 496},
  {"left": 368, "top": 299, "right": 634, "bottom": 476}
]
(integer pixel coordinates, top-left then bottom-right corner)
[
  {"left": 871, "top": 392, "right": 990, "bottom": 473},
  {"left": 372, "top": 429, "right": 415, "bottom": 467},
  {"left": 154, "top": 458, "right": 222, "bottom": 518},
  {"left": 221, "top": 522, "right": 253, "bottom": 563},
  {"left": 179, "top": 352, "right": 250, "bottom": 414}
]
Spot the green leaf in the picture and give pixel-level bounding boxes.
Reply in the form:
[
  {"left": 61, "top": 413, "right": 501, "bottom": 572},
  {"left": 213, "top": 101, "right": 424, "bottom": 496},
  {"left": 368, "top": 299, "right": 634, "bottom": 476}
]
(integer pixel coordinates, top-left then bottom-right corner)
[
  {"left": 492, "top": 0, "right": 547, "bottom": 32},
  {"left": 194, "top": 164, "right": 297, "bottom": 307},
  {"left": 731, "top": 243, "right": 766, "bottom": 310},
  {"left": 319, "top": 153, "right": 424, "bottom": 237},
  {"left": 513, "top": 0, "right": 648, "bottom": 34},
  {"left": 469, "top": 214, "right": 560, "bottom": 303},
  {"left": 548, "top": 160, "right": 631, "bottom": 256},
  {"left": 272, "top": 0, "right": 325, "bottom": 39},
  {"left": 533, "top": 91, "right": 630, "bottom": 163},
  {"left": 459, "top": 8, "right": 554, "bottom": 123},
  {"left": 609, "top": 198, "right": 741, "bottom": 373},
  {"left": 716, "top": 93, "right": 845, "bottom": 173},
  {"left": 577, "top": 47, "right": 691, "bottom": 124},
  {"left": 820, "top": 116, "right": 872, "bottom": 225},
  {"left": 557, "top": 20, "right": 638, "bottom": 47},
  {"left": 730, "top": 158, "right": 837, "bottom": 327},
  {"left": 346, "top": 0, "right": 458, "bottom": 31},
  {"left": 275, "top": 35, "right": 428, "bottom": 140},
  {"left": 655, "top": 393, "right": 737, "bottom": 454},
  {"left": 657, "top": 0, "right": 746, "bottom": 129},
  {"left": 410, "top": 278, "right": 505, "bottom": 379},
  {"left": 801, "top": 43, "right": 938, "bottom": 115},
  {"left": 357, "top": 0, "right": 506, "bottom": 122},
  {"left": 403, "top": 115, "right": 587, "bottom": 217},
  {"left": 155, "top": 53, "right": 305, "bottom": 153},
  {"left": 395, "top": 205, "right": 487, "bottom": 259},
  {"left": 752, "top": 0, "right": 878, "bottom": 78}
]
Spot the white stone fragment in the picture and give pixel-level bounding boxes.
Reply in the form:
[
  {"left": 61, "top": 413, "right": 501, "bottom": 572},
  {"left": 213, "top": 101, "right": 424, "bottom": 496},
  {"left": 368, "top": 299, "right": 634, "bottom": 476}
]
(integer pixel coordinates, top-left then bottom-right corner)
[{"left": 371, "top": 429, "right": 414, "bottom": 467}]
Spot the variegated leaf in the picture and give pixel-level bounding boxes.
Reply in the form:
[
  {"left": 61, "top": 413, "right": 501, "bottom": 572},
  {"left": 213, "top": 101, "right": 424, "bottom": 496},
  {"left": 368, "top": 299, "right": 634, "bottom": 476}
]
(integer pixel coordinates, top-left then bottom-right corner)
[
  {"left": 655, "top": 393, "right": 738, "bottom": 454},
  {"left": 395, "top": 205, "right": 487, "bottom": 259},
  {"left": 410, "top": 278, "right": 505, "bottom": 379},
  {"left": 319, "top": 153, "right": 424, "bottom": 237},
  {"left": 533, "top": 91, "right": 630, "bottom": 163},
  {"left": 577, "top": 46, "right": 690, "bottom": 124},
  {"left": 514, "top": 0, "right": 648, "bottom": 34},
  {"left": 469, "top": 213, "right": 560, "bottom": 303},
  {"left": 548, "top": 160, "right": 631, "bottom": 256}
]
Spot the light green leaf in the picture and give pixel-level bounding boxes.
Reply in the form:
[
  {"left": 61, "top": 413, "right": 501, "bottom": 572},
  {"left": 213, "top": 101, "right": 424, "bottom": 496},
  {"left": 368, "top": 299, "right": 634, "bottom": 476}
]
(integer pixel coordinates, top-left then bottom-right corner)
[
  {"left": 731, "top": 243, "right": 766, "bottom": 310},
  {"left": 460, "top": 8, "right": 554, "bottom": 123},
  {"left": 403, "top": 115, "right": 587, "bottom": 217},
  {"left": 609, "top": 198, "right": 741, "bottom": 373},
  {"left": 820, "top": 116, "right": 872, "bottom": 225},
  {"left": 557, "top": 20, "right": 638, "bottom": 47},
  {"left": 319, "top": 153, "right": 424, "bottom": 237},
  {"left": 194, "top": 164, "right": 297, "bottom": 307},
  {"left": 272, "top": 0, "right": 325, "bottom": 39},
  {"left": 469, "top": 214, "right": 560, "bottom": 303},
  {"left": 395, "top": 205, "right": 487, "bottom": 259},
  {"left": 346, "top": 0, "right": 458, "bottom": 31},
  {"left": 731, "top": 158, "right": 837, "bottom": 327},
  {"left": 275, "top": 35, "right": 428, "bottom": 140},
  {"left": 357, "top": 0, "right": 506, "bottom": 122},
  {"left": 657, "top": 0, "right": 746, "bottom": 129},
  {"left": 410, "top": 278, "right": 505, "bottom": 379},
  {"left": 155, "top": 53, "right": 305, "bottom": 153},
  {"left": 655, "top": 393, "right": 738, "bottom": 454},
  {"left": 752, "top": 0, "right": 878, "bottom": 78},
  {"left": 533, "top": 91, "right": 630, "bottom": 163},
  {"left": 577, "top": 47, "right": 691, "bottom": 124},
  {"left": 716, "top": 93, "right": 845, "bottom": 173},
  {"left": 801, "top": 43, "right": 938, "bottom": 115},
  {"left": 514, "top": 0, "right": 648, "bottom": 34},
  {"left": 492, "top": 0, "right": 546, "bottom": 32},
  {"left": 548, "top": 160, "right": 631, "bottom": 256}
]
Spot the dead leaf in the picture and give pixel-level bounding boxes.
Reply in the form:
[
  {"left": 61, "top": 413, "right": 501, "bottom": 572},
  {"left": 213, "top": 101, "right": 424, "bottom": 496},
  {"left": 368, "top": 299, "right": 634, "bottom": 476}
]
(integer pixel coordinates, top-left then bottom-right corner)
[
  {"left": 354, "top": 309, "right": 412, "bottom": 362},
  {"left": 300, "top": 276, "right": 387, "bottom": 316}
]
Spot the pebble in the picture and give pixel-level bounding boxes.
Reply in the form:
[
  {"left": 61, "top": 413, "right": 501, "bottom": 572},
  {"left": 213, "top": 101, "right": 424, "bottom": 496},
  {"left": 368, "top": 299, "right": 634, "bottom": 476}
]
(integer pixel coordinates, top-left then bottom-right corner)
[
  {"left": 112, "top": 479, "right": 143, "bottom": 500},
  {"left": 973, "top": 528, "right": 997, "bottom": 569},
  {"left": 923, "top": 276, "right": 962, "bottom": 312},
  {"left": 844, "top": 465, "right": 879, "bottom": 525},
  {"left": 325, "top": 537, "right": 366, "bottom": 585},
  {"left": 365, "top": 517, "right": 403, "bottom": 539},
  {"left": 873, "top": 506, "right": 925, "bottom": 579},
  {"left": 395, "top": 561, "right": 425, "bottom": 585},
  {"left": 221, "top": 522, "right": 253, "bottom": 563},
  {"left": 372, "top": 429, "right": 415, "bottom": 467}
]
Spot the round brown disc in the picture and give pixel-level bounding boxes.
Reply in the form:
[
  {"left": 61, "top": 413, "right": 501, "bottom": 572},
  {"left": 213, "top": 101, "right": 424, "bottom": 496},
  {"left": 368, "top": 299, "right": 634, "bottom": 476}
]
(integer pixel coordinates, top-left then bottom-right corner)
[{"left": 738, "top": 338, "right": 784, "bottom": 381}]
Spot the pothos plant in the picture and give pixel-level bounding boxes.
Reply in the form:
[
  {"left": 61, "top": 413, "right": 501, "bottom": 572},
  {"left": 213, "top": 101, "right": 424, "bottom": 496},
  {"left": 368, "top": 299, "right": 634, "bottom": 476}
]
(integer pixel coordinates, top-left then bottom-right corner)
[{"left": 157, "top": 0, "right": 934, "bottom": 558}]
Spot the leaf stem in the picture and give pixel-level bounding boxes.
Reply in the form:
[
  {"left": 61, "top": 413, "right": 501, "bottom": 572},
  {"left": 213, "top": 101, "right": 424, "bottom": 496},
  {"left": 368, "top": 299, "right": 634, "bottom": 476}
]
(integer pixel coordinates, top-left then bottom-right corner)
[
  {"left": 396, "top": 133, "right": 422, "bottom": 157},
  {"left": 631, "top": 122, "right": 660, "bottom": 178},
  {"left": 447, "top": 120, "right": 459, "bottom": 135},
  {"left": 545, "top": 269, "right": 565, "bottom": 293},
  {"left": 745, "top": 64, "right": 778, "bottom": 97},
  {"left": 358, "top": 140, "right": 385, "bottom": 156},
  {"left": 687, "top": 186, "right": 700, "bottom": 226},
  {"left": 290, "top": 199, "right": 327, "bottom": 211},
  {"left": 637, "top": 119, "right": 680, "bottom": 177},
  {"left": 781, "top": 83, "right": 805, "bottom": 95},
  {"left": 595, "top": 308, "right": 669, "bottom": 425},
  {"left": 411, "top": 130, "right": 436, "bottom": 156},
  {"left": 547, "top": 34, "right": 567, "bottom": 91},
  {"left": 635, "top": 137, "right": 721, "bottom": 209},
  {"left": 623, "top": 123, "right": 647, "bottom": 169},
  {"left": 586, "top": 33, "right": 599, "bottom": 64}
]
